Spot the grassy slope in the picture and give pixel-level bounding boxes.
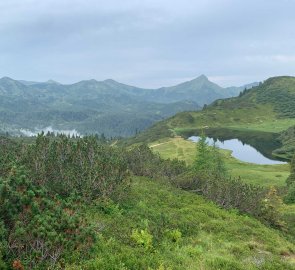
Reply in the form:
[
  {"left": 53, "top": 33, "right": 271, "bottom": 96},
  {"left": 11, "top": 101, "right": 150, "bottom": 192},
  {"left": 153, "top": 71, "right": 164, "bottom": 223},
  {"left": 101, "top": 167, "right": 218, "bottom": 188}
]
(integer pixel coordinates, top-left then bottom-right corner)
[
  {"left": 66, "top": 177, "right": 295, "bottom": 269},
  {"left": 150, "top": 137, "right": 290, "bottom": 187},
  {"left": 126, "top": 77, "right": 295, "bottom": 158},
  {"left": 171, "top": 105, "right": 295, "bottom": 134}
]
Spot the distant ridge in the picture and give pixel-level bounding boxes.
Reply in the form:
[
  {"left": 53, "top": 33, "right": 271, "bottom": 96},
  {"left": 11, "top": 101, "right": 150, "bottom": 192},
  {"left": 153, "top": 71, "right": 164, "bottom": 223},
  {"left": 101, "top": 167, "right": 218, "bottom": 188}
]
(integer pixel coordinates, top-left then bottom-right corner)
[{"left": 0, "top": 75, "right": 257, "bottom": 137}]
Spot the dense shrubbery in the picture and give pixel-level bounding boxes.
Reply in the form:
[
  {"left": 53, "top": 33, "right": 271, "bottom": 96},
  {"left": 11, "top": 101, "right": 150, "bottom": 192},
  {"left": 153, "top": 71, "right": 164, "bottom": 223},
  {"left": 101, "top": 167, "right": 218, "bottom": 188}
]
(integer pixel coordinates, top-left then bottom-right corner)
[
  {"left": 0, "top": 166, "right": 95, "bottom": 269},
  {"left": 0, "top": 134, "right": 293, "bottom": 268},
  {"left": 126, "top": 143, "right": 286, "bottom": 229},
  {"left": 285, "top": 154, "right": 295, "bottom": 204},
  {"left": 0, "top": 135, "right": 130, "bottom": 269},
  {"left": 125, "top": 144, "right": 187, "bottom": 183},
  {"left": 191, "top": 138, "right": 286, "bottom": 229},
  {"left": 179, "top": 172, "right": 285, "bottom": 229},
  {"left": 0, "top": 137, "right": 22, "bottom": 176},
  {"left": 21, "top": 135, "right": 129, "bottom": 200}
]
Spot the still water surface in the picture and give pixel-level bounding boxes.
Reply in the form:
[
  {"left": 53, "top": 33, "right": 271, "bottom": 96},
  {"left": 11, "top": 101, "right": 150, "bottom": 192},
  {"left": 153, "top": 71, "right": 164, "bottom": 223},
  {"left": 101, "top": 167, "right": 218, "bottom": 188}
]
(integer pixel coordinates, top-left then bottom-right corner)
[{"left": 188, "top": 136, "right": 286, "bottom": 165}]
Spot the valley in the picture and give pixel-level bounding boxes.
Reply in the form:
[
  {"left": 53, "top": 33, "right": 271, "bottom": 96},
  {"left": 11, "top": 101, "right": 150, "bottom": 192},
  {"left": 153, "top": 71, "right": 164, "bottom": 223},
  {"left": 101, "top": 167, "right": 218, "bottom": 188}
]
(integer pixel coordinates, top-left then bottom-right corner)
[
  {"left": 0, "top": 75, "right": 253, "bottom": 137},
  {"left": 2, "top": 2, "right": 295, "bottom": 269},
  {"left": 128, "top": 76, "right": 295, "bottom": 160},
  {"left": 1, "top": 76, "right": 295, "bottom": 269}
]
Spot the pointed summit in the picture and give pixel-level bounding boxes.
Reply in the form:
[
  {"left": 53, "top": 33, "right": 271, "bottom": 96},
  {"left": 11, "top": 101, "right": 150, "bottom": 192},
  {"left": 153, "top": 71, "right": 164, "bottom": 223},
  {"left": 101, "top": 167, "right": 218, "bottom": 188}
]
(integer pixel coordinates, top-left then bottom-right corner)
[
  {"left": 46, "top": 79, "right": 60, "bottom": 85},
  {"left": 196, "top": 74, "right": 208, "bottom": 80},
  {"left": 0, "top": 76, "right": 15, "bottom": 83},
  {"left": 183, "top": 74, "right": 209, "bottom": 84},
  {"left": 103, "top": 79, "right": 118, "bottom": 83}
]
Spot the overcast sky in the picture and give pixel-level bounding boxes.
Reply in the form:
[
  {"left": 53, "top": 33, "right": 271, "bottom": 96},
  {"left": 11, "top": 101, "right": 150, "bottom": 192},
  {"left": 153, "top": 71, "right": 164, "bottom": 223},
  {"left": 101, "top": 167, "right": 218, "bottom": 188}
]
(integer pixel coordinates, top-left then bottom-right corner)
[{"left": 0, "top": 0, "right": 295, "bottom": 88}]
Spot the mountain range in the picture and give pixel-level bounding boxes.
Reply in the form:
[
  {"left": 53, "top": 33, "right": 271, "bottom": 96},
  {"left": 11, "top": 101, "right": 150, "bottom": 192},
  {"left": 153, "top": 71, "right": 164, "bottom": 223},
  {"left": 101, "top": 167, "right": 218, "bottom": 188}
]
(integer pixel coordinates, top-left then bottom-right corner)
[
  {"left": 0, "top": 75, "right": 257, "bottom": 137},
  {"left": 127, "top": 76, "right": 295, "bottom": 159}
]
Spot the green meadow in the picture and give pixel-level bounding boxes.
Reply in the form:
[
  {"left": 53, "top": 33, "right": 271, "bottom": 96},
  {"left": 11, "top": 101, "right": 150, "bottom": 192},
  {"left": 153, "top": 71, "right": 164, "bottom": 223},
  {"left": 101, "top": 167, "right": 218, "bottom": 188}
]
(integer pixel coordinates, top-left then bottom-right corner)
[{"left": 150, "top": 137, "right": 290, "bottom": 187}]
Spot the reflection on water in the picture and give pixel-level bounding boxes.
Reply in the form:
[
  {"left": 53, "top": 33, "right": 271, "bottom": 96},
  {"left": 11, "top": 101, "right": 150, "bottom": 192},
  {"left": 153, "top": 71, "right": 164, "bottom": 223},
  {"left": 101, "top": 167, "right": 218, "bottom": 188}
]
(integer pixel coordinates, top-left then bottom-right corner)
[{"left": 189, "top": 136, "right": 286, "bottom": 165}]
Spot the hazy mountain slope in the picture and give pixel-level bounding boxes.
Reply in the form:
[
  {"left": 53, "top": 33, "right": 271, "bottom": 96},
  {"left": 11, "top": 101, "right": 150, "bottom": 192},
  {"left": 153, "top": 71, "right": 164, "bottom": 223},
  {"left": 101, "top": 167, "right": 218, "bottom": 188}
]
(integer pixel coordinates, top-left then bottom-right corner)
[
  {"left": 0, "top": 75, "right": 252, "bottom": 137},
  {"left": 125, "top": 76, "right": 295, "bottom": 157},
  {"left": 143, "top": 75, "right": 251, "bottom": 105}
]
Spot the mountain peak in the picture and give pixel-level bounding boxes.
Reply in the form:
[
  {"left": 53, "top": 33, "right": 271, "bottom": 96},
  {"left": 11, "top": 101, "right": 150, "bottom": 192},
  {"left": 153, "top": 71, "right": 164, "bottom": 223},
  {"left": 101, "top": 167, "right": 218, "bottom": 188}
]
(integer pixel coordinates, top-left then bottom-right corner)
[
  {"left": 103, "top": 79, "right": 117, "bottom": 83},
  {"left": 196, "top": 74, "right": 208, "bottom": 80},
  {"left": 46, "top": 79, "right": 60, "bottom": 84},
  {"left": 0, "top": 77, "right": 25, "bottom": 87},
  {"left": 0, "top": 76, "right": 15, "bottom": 82},
  {"left": 185, "top": 75, "right": 210, "bottom": 85}
]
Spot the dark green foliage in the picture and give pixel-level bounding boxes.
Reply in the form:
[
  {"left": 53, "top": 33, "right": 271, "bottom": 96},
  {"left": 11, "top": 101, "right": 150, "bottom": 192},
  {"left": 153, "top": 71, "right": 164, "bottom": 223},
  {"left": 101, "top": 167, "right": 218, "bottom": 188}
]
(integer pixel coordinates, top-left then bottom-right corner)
[
  {"left": 184, "top": 173, "right": 286, "bottom": 229},
  {"left": 285, "top": 155, "right": 295, "bottom": 204},
  {"left": 287, "top": 155, "right": 295, "bottom": 187},
  {"left": 0, "top": 136, "right": 22, "bottom": 176},
  {"left": 125, "top": 144, "right": 186, "bottom": 181},
  {"left": 0, "top": 134, "right": 131, "bottom": 268},
  {"left": 256, "top": 77, "right": 295, "bottom": 118},
  {"left": 193, "top": 133, "right": 227, "bottom": 178},
  {"left": 0, "top": 133, "right": 293, "bottom": 268},
  {"left": 285, "top": 183, "right": 295, "bottom": 204},
  {"left": 0, "top": 165, "right": 95, "bottom": 269},
  {"left": 21, "top": 134, "right": 129, "bottom": 200},
  {"left": 125, "top": 143, "right": 285, "bottom": 229},
  {"left": 277, "top": 125, "right": 295, "bottom": 159},
  {"left": 121, "top": 122, "right": 173, "bottom": 147},
  {"left": 210, "top": 76, "right": 295, "bottom": 118}
]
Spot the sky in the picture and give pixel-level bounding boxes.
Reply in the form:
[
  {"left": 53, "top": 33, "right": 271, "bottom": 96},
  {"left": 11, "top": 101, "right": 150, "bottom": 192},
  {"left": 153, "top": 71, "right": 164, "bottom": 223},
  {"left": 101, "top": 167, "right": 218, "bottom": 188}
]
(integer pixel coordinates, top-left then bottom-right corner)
[{"left": 0, "top": 0, "right": 295, "bottom": 88}]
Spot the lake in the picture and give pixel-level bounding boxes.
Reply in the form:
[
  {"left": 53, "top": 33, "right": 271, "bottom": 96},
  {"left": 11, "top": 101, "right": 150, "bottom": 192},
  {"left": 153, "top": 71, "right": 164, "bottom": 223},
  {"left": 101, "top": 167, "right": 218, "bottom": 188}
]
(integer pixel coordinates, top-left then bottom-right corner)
[{"left": 188, "top": 136, "right": 286, "bottom": 165}]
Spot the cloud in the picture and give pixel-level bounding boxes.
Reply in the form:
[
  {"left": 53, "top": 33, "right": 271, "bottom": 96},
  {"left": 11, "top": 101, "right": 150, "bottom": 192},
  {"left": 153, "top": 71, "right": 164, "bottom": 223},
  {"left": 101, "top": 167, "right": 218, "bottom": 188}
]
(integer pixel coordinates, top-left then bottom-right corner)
[
  {"left": 20, "top": 126, "right": 82, "bottom": 137},
  {"left": 0, "top": 0, "right": 294, "bottom": 87}
]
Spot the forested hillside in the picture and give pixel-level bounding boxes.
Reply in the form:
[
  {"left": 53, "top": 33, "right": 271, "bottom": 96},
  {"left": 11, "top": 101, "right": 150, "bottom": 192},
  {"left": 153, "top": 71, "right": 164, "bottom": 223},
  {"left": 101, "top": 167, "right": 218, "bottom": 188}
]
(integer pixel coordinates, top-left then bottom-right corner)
[{"left": 0, "top": 76, "right": 252, "bottom": 137}]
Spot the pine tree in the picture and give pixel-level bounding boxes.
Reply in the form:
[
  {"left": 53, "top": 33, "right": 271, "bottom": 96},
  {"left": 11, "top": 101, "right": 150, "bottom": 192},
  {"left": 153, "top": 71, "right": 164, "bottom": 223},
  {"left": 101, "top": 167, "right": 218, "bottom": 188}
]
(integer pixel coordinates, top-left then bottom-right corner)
[
  {"left": 193, "top": 133, "right": 227, "bottom": 178},
  {"left": 193, "top": 132, "right": 211, "bottom": 173}
]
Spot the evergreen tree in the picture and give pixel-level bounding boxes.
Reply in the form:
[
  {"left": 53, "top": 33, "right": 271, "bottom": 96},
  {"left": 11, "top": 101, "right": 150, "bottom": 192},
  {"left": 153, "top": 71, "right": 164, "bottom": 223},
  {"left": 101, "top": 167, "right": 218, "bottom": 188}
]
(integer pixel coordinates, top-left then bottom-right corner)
[
  {"left": 193, "top": 133, "right": 227, "bottom": 178},
  {"left": 193, "top": 132, "right": 211, "bottom": 173}
]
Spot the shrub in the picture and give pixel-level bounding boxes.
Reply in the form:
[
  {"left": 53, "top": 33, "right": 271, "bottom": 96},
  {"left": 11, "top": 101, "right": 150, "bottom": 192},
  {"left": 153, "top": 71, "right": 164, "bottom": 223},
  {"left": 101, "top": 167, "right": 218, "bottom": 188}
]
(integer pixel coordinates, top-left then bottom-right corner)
[
  {"left": 284, "top": 182, "right": 295, "bottom": 204},
  {"left": 165, "top": 229, "right": 182, "bottom": 243},
  {"left": 21, "top": 134, "right": 130, "bottom": 200},
  {"left": 125, "top": 144, "right": 186, "bottom": 181},
  {"left": 0, "top": 165, "right": 95, "bottom": 269},
  {"left": 260, "top": 187, "right": 286, "bottom": 229},
  {"left": 131, "top": 228, "right": 153, "bottom": 250}
]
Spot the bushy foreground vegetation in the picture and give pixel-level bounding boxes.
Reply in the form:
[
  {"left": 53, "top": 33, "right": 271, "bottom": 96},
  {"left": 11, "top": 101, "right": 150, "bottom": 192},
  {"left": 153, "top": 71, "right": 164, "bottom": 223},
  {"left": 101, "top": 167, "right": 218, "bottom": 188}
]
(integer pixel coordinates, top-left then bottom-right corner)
[
  {"left": 285, "top": 155, "right": 295, "bottom": 204},
  {"left": 67, "top": 177, "right": 295, "bottom": 270},
  {"left": 0, "top": 134, "right": 294, "bottom": 269},
  {"left": 128, "top": 142, "right": 288, "bottom": 230},
  {"left": 0, "top": 135, "right": 129, "bottom": 269}
]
